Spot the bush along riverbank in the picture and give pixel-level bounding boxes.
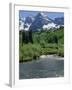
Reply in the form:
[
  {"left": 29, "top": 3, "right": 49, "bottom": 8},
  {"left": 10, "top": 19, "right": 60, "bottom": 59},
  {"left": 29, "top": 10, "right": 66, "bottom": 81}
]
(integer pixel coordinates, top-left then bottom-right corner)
[{"left": 19, "top": 28, "right": 64, "bottom": 62}]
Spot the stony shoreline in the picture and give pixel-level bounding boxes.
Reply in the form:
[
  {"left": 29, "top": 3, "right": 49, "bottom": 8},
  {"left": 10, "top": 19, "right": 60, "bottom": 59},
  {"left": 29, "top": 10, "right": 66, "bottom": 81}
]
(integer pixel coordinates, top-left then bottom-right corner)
[{"left": 40, "top": 54, "right": 64, "bottom": 60}]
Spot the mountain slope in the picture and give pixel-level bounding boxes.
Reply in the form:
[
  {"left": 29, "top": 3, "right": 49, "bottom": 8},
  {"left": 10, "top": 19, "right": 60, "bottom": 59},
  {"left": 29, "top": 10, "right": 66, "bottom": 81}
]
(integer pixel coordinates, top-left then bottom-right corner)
[
  {"left": 30, "top": 12, "right": 56, "bottom": 31},
  {"left": 19, "top": 12, "right": 64, "bottom": 31}
]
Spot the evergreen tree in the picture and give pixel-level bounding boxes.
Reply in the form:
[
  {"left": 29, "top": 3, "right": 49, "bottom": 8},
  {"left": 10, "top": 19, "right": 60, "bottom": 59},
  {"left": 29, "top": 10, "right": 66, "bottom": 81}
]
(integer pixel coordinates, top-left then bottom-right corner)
[{"left": 29, "top": 30, "right": 33, "bottom": 43}]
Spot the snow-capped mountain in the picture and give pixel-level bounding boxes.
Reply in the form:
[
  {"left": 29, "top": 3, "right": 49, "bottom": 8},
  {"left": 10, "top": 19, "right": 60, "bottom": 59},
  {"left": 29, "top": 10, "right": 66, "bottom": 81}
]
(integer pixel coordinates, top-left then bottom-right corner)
[
  {"left": 19, "top": 16, "right": 34, "bottom": 31},
  {"left": 24, "top": 16, "right": 34, "bottom": 31},
  {"left": 19, "top": 12, "right": 64, "bottom": 31},
  {"left": 29, "top": 12, "right": 56, "bottom": 31}
]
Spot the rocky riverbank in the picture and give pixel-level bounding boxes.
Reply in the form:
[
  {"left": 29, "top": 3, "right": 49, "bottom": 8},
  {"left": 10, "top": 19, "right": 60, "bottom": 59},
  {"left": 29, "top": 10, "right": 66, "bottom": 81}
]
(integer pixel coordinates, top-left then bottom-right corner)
[{"left": 40, "top": 54, "right": 64, "bottom": 60}]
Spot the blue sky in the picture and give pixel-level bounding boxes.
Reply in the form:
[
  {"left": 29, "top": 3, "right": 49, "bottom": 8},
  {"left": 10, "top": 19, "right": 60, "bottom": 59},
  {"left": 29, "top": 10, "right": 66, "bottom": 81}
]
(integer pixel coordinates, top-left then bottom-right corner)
[{"left": 19, "top": 10, "right": 64, "bottom": 20}]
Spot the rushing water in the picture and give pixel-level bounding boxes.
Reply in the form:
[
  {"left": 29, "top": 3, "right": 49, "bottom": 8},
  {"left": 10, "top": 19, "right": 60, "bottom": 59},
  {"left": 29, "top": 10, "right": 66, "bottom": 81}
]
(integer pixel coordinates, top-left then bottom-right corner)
[{"left": 19, "top": 55, "right": 64, "bottom": 79}]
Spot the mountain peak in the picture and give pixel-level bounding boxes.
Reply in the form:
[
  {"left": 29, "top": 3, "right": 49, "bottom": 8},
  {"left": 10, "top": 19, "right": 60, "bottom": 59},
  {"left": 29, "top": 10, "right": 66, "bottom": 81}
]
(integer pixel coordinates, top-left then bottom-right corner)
[
  {"left": 35, "top": 12, "right": 45, "bottom": 18},
  {"left": 25, "top": 16, "right": 34, "bottom": 24},
  {"left": 38, "top": 12, "right": 44, "bottom": 16},
  {"left": 19, "top": 12, "right": 64, "bottom": 31}
]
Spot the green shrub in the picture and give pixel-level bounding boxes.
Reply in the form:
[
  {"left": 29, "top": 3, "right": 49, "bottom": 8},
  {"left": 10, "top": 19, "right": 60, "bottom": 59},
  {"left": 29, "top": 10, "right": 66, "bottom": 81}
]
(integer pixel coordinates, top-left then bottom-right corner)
[
  {"left": 41, "top": 48, "right": 58, "bottom": 55},
  {"left": 57, "top": 47, "right": 64, "bottom": 57},
  {"left": 19, "top": 43, "right": 42, "bottom": 62}
]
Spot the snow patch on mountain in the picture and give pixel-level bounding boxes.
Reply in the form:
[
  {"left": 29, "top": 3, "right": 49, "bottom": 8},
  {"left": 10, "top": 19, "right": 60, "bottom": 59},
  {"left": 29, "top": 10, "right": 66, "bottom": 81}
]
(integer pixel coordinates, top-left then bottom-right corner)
[
  {"left": 19, "top": 19, "right": 24, "bottom": 31},
  {"left": 43, "top": 23, "right": 56, "bottom": 30},
  {"left": 24, "top": 23, "right": 31, "bottom": 31}
]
